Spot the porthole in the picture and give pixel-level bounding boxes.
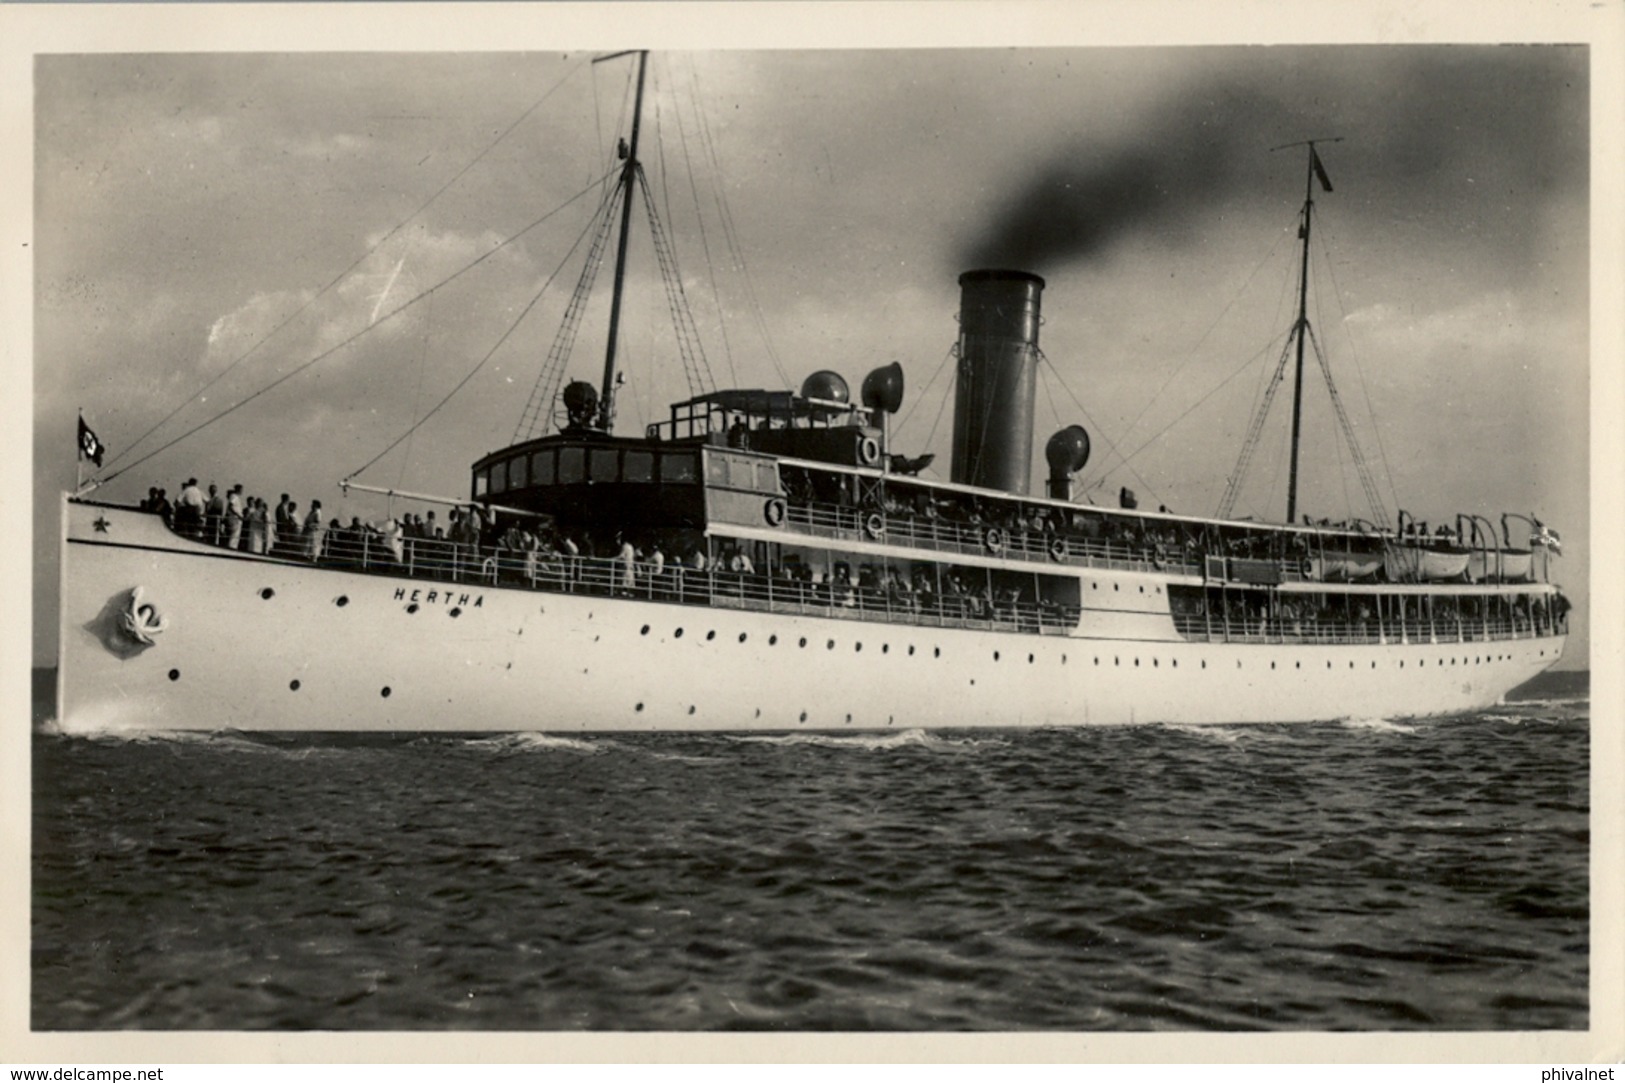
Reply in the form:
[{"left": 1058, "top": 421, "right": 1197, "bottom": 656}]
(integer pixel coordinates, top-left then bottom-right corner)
[
  {"left": 738, "top": 632, "right": 748, "bottom": 643},
  {"left": 706, "top": 630, "right": 716, "bottom": 641},
  {"left": 380, "top": 687, "right": 391, "bottom": 698},
  {"left": 845, "top": 713, "right": 853, "bottom": 723},
  {"left": 827, "top": 639, "right": 836, "bottom": 650},
  {"left": 1134, "top": 658, "right": 1140, "bottom": 667},
  {"left": 769, "top": 634, "right": 778, "bottom": 645},
  {"left": 799, "top": 637, "right": 808, "bottom": 648},
  {"left": 259, "top": 587, "right": 275, "bottom": 600},
  {"left": 908, "top": 645, "right": 915, "bottom": 655},
  {"left": 934, "top": 647, "right": 941, "bottom": 658},
  {"left": 1294, "top": 661, "right": 1300, "bottom": 669},
  {"left": 675, "top": 628, "right": 685, "bottom": 638},
  {"left": 406, "top": 603, "right": 419, "bottom": 614},
  {"left": 1152, "top": 658, "right": 1158, "bottom": 668},
  {"left": 335, "top": 595, "right": 349, "bottom": 607},
  {"left": 635, "top": 702, "right": 644, "bottom": 712},
  {"left": 1028, "top": 653, "right": 1035, "bottom": 664},
  {"left": 1094, "top": 657, "right": 1100, "bottom": 666},
  {"left": 1138, "top": 586, "right": 1144, "bottom": 594},
  {"left": 799, "top": 710, "right": 808, "bottom": 723},
  {"left": 449, "top": 607, "right": 462, "bottom": 618},
  {"left": 1114, "top": 657, "right": 1120, "bottom": 666},
  {"left": 1270, "top": 662, "right": 1276, "bottom": 670},
  {"left": 882, "top": 644, "right": 890, "bottom": 654},
  {"left": 640, "top": 624, "right": 651, "bottom": 636},
  {"left": 1114, "top": 584, "right": 1120, "bottom": 592},
  {"left": 289, "top": 679, "right": 301, "bottom": 691},
  {"left": 994, "top": 651, "right": 1001, "bottom": 661},
  {"left": 1171, "top": 659, "right": 1177, "bottom": 668},
  {"left": 854, "top": 642, "right": 863, "bottom": 652},
  {"left": 167, "top": 669, "right": 180, "bottom": 681},
  {"left": 688, "top": 705, "right": 696, "bottom": 715},
  {"left": 1201, "top": 660, "right": 1207, "bottom": 669}
]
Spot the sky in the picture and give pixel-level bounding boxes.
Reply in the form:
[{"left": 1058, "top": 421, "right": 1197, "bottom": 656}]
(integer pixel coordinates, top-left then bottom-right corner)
[{"left": 24, "top": 35, "right": 1598, "bottom": 668}]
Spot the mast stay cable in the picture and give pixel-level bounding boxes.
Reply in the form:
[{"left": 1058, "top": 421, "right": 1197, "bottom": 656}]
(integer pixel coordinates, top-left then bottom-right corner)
[
  {"left": 96, "top": 169, "right": 617, "bottom": 488},
  {"left": 98, "top": 59, "right": 588, "bottom": 477}
]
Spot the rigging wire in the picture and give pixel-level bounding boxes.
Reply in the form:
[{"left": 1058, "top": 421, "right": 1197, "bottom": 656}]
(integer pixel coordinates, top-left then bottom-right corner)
[
  {"left": 1041, "top": 348, "right": 1165, "bottom": 509},
  {"left": 99, "top": 58, "right": 589, "bottom": 476},
  {"left": 1313, "top": 209, "right": 1401, "bottom": 523},
  {"left": 97, "top": 169, "right": 617, "bottom": 488},
  {"left": 894, "top": 344, "right": 955, "bottom": 440},
  {"left": 686, "top": 56, "right": 792, "bottom": 388},
  {"left": 349, "top": 203, "right": 603, "bottom": 481},
  {"left": 1112, "top": 211, "right": 1298, "bottom": 457},
  {"left": 512, "top": 179, "right": 624, "bottom": 441},
  {"left": 670, "top": 61, "right": 740, "bottom": 388}
]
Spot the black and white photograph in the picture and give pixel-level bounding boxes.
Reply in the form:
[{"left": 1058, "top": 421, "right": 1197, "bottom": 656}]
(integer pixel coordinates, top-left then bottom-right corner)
[{"left": 7, "top": 0, "right": 1620, "bottom": 1062}]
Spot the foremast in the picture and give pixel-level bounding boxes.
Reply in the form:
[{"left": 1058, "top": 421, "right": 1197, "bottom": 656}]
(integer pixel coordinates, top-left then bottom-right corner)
[
  {"left": 1283, "top": 137, "right": 1339, "bottom": 525},
  {"left": 596, "top": 48, "right": 649, "bottom": 433}
]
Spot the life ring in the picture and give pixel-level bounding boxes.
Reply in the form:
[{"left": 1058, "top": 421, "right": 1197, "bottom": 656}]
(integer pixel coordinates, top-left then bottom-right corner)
[
  {"left": 1300, "top": 557, "right": 1315, "bottom": 579},
  {"left": 764, "top": 497, "right": 787, "bottom": 526},
  {"left": 119, "top": 586, "right": 168, "bottom": 646},
  {"left": 1048, "top": 536, "right": 1068, "bottom": 562},
  {"left": 857, "top": 436, "right": 882, "bottom": 467},
  {"left": 985, "top": 527, "right": 1007, "bottom": 553},
  {"left": 1153, "top": 542, "right": 1168, "bottom": 570},
  {"left": 863, "top": 512, "right": 886, "bottom": 540}
]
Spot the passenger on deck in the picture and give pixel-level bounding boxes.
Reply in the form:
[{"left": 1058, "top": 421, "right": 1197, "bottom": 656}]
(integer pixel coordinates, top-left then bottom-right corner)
[
  {"left": 247, "top": 497, "right": 269, "bottom": 555},
  {"left": 204, "top": 484, "right": 224, "bottom": 544},
  {"left": 303, "top": 500, "right": 327, "bottom": 561},
  {"left": 224, "top": 484, "right": 245, "bottom": 549},
  {"left": 175, "top": 478, "right": 205, "bottom": 537}
]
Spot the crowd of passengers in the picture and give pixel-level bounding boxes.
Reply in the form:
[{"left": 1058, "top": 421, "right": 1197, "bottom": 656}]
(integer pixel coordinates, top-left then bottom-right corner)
[
  {"left": 1168, "top": 588, "right": 1568, "bottom": 638},
  {"left": 780, "top": 468, "right": 1378, "bottom": 569}
]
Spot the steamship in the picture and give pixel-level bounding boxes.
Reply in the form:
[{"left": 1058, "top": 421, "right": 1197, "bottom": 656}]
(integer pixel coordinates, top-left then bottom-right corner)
[{"left": 55, "top": 57, "right": 1569, "bottom": 734}]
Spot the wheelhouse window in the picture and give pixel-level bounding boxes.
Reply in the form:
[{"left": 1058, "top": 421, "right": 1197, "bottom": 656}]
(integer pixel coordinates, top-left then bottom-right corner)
[
  {"left": 558, "top": 446, "right": 586, "bottom": 483},
  {"left": 661, "top": 452, "right": 697, "bottom": 483},
  {"left": 624, "top": 450, "right": 655, "bottom": 482},
  {"left": 530, "top": 449, "right": 556, "bottom": 486},
  {"left": 473, "top": 468, "right": 490, "bottom": 498},
  {"left": 588, "top": 447, "right": 619, "bottom": 483},
  {"left": 490, "top": 459, "right": 509, "bottom": 494}
]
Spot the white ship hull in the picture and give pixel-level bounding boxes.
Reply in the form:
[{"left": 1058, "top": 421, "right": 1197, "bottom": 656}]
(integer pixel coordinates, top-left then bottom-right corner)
[{"left": 56, "top": 499, "right": 1566, "bottom": 734}]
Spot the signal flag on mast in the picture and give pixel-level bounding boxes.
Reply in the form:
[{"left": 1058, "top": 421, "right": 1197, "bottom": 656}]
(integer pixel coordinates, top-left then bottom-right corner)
[
  {"left": 1311, "top": 148, "right": 1334, "bottom": 193},
  {"left": 77, "top": 414, "right": 105, "bottom": 467}
]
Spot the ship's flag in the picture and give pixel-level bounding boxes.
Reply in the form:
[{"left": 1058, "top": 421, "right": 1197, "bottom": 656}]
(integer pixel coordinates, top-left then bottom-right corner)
[
  {"left": 1311, "top": 148, "right": 1334, "bottom": 193},
  {"left": 77, "top": 415, "right": 105, "bottom": 467}
]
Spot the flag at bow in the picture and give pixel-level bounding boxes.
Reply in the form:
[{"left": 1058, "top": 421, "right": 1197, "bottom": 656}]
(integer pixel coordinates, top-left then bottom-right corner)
[
  {"left": 1311, "top": 148, "right": 1334, "bottom": 193},
  {"left": 77, "top": 414, "right": 105, "bottom": 467}
]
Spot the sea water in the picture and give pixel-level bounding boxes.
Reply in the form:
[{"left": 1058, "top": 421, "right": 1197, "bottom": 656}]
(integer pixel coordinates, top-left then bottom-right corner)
[{"left": 30, "top": 671, "right": 1589, "bottom": 1031}]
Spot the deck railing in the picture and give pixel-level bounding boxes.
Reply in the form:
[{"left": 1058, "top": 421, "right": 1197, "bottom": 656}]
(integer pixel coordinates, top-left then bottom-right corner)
[{"left": 1169, "top": 613, "right": 1562, "bottom": 646}]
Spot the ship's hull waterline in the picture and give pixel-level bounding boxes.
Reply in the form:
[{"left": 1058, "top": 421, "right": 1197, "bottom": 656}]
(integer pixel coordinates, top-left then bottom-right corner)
[{"left": 57, "top": 499, "right": 1565, "bottom": 734}]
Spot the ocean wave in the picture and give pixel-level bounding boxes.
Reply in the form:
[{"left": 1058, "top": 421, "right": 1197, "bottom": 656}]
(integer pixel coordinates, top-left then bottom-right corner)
[
  {"left": 726, "top": 727, "right": 994, "bottom": 752},
  {"left": 463, "top": 732, "right": 607, "bottom": 754},
  {"left": 1338, "top": 716, "right": 1419, "bottom": 735}
]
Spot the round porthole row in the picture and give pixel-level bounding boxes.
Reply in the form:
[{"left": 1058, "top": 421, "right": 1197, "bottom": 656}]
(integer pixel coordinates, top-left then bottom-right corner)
[{"left": 168, "top": 669, "right": 181, "bottom": 681}]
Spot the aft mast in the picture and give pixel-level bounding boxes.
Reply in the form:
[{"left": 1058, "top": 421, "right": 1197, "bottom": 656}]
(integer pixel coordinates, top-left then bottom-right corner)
[
  {"left": 1283, "top": 136, "right": 1339, "bottom": 525},
  {"left": 596, "top": 48, "right": 649, "bottom": 433}
]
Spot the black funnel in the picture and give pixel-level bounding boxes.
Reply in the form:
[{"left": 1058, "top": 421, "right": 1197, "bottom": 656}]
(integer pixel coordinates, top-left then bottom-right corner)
[{"left": 951, "top": 270, "right": 1044, "bottom": 493}]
